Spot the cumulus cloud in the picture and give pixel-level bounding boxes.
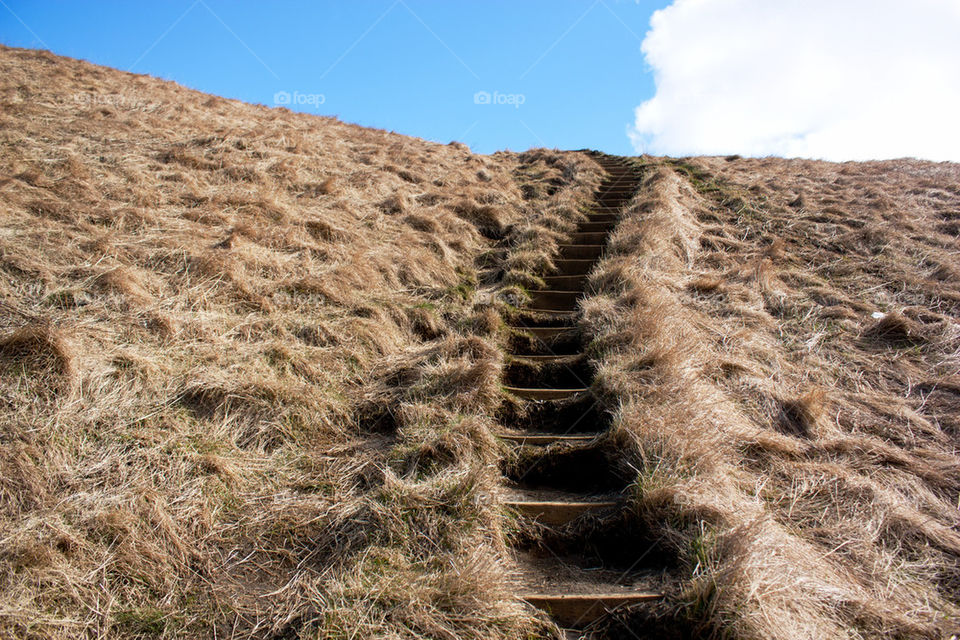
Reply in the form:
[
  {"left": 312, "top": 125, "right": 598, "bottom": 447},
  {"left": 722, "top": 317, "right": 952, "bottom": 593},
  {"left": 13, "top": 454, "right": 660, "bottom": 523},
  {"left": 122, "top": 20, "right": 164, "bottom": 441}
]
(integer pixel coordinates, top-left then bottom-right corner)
[{"left": 629, "top": 0, "right": 960, "bottom": 161}]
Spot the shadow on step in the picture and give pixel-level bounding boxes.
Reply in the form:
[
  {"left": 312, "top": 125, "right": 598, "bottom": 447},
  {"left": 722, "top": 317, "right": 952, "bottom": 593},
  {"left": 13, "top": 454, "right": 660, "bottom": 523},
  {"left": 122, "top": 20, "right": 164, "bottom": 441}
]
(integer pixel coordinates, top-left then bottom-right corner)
[
  {"left": 497, "top": 392, "right": 608, "bottom": 433},
  {"left": 588, "top": 604, "right": 697, "bottom": 640},
  {"left": 503, "top": 442, "right": 627, "bottom": 493},
  {"left": 503, "top": 354, "right": 593, "bottom": 389},
  {"left": 508, "top": 326, "right": 582, "bottom": 356},
  {"left": 518, "top": 508, "right": 679, "bottom": 573},
  {"left": 511, "top": 308, "right": 578, "bottom": 329}
]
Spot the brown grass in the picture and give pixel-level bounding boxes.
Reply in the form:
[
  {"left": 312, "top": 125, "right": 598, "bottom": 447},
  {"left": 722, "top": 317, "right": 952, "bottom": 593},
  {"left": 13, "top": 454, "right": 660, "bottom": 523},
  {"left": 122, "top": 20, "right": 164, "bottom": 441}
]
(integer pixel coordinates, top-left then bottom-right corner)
[
  {"left": 0, "top": 45, "right": 599, "bottom": 639},
  {"left": 6, "top": 41, "right": 958, "bottom": 640},
  {"left": 583, "top": 156, "right": 960, "bottom": 638}
]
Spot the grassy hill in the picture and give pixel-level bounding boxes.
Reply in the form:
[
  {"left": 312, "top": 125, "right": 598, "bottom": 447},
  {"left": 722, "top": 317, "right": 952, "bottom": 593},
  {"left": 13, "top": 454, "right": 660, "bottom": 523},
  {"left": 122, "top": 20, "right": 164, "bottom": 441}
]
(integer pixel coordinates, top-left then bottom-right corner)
[{"left": 1, "top": 45, "right": 958, "bottom": 639}]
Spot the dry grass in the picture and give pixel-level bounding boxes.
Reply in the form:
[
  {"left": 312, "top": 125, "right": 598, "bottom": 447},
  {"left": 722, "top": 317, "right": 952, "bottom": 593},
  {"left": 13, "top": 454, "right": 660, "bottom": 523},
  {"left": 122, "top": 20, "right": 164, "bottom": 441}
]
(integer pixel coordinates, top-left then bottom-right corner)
[
  {"left": 6, "top": 41, "right": 958, "bottom": 640},
  {"left": 0, "top": 45, "right": 599, "bottom": 639},
  {"left": 584, "top": 157, "right": 960, "bottom": 638}
]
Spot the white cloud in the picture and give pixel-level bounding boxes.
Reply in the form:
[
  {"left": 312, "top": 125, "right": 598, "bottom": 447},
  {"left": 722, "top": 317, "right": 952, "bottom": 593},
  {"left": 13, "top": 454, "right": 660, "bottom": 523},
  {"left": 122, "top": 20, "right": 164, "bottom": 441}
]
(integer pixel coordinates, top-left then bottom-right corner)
[{"left": 629, "top": 0, "right": 960, "bottom": 161}]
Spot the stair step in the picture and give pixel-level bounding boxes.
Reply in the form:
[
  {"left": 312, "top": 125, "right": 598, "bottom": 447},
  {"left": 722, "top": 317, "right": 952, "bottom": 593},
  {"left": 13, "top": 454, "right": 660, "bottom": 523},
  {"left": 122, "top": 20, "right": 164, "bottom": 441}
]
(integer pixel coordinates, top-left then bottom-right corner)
[
  {"left": 504, "top": 386, "right": 588, "bottom": 401},
  {"left": 568, "top": 231, "right": 608, "bottom": 244},
  {"left": 505, "top": 499, "right": 617, "bottom": 526},
  {"left": 584, "top": 215, "right": 618, "bottom": 223},
  {"left": 509, "top": 353, "right": 583, "bottom": 364},
  {"left": 521, "top": 593, "right": 663, "bottom": 628},
  {"left": 541, "top": 274, "right": 587, "bottom": 289},
  {"left": 508, "top": 326, "right": 580, "bottom": 356},
  {"left": 509, "top": 326, "right": 577, "bottom": 340},
  {"left": 552, "top": 259, "right": 596, "bottom": 276},
  {"left": 558, "top": 244, "right": 604, "bottom": 260},
  {"left": 497, "top": 432, "right": 595, "bottom": 446},
  {"left": 527, "top": 290, "right": 581, "bottom": 310},
  {"left": 518, "top": 309, "right": 578, "bottom": 322},
  {"left": 576, "top": 221, "right": 615, "bottom": 232},
  {"left": 504, "top": 353, "right": 591, "bottom": 388}
]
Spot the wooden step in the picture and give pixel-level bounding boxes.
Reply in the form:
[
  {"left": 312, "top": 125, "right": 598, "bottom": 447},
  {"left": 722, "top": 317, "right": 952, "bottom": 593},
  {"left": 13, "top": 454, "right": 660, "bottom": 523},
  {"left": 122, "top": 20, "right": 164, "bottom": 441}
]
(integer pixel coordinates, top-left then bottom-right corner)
[
  {"left": 509, "top": 354, "right": 583, "bottom": 365},
  {"left": 567, "top": 231, "right": 608, "bottom": 244},
  {"left": 521, "top": 593, "right": 663, "bottom": 628},
  {"left": 584, "top": 214, "right": 618, "bottom": 223},
  {"left": 504, "top": 386, "right": 588, "bottom": 401},
  {"left": 558, "top": 244, "right": 604, "bottom": 260},
  {"left": 552, "top": 259, "right": 596, "bottom": 276},
  {"left": 518, "top": 309, "right": 578, "bottom": 322},
  {"left": 527, "top": 290, "right": 581, "bottom": 310},
  {"left": 541, "top": 274, "right": 587, "bottom": 289},
  {"left": 576, "top": 221, "right": 615, "bottom": 232},
  {"left": 497, "top": 432, "right": 595, "bottom": 446},
  {"left": 504, "top": 354, "right": 591, "bottom": 389},
  {"left": 509, "top": 326, "right": 578, "bottom": 341},
  {"left": 505, "top": 499, "right": 617, "bottom": 526}
]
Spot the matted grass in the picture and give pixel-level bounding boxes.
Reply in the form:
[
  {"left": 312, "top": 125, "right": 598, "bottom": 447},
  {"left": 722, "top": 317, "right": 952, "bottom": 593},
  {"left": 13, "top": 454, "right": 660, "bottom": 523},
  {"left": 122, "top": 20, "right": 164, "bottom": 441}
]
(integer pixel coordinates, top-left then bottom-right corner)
[
  {"left": 584, "top": 157, "right": 960, "bottom": 638},
  {"left": 0, "top": 45, "right": 600, "bottom": 639}
]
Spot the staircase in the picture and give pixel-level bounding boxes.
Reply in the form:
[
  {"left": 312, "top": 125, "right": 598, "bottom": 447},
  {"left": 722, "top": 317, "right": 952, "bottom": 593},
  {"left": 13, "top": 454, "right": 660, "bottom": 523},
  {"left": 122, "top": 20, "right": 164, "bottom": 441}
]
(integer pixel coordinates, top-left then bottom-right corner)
[{"left": 498, "top": 155, "right": 666, "bottom": 634}]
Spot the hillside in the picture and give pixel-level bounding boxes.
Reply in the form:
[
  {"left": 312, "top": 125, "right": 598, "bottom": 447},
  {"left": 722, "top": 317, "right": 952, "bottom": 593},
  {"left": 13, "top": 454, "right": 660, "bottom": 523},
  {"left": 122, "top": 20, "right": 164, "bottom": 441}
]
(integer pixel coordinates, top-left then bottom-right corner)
[{"left": 1, "top": 45, "right": 959, "bottom": 640}]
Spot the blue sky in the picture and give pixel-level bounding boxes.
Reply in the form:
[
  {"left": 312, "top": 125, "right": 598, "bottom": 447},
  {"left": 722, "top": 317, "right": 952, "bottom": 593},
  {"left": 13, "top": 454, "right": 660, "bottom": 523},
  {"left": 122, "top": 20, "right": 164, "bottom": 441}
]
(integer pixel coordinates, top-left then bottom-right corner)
[
  {"left": 0, "top": 0, "right": 665, "bottom": 155},
  {"left": 5, "top": 1, "right": 959, "bottom": 161}
]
